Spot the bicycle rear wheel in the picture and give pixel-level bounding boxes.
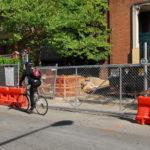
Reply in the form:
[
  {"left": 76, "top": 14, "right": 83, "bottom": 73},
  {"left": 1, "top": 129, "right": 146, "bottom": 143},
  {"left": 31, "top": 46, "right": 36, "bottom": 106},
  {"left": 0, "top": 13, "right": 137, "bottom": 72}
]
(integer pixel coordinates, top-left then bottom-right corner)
[
  {"left": 35, "top": 96, "right": 48, "bottom": 115},
  {"left": 17, "top": 94, "right": 30, "bottom": 112}
]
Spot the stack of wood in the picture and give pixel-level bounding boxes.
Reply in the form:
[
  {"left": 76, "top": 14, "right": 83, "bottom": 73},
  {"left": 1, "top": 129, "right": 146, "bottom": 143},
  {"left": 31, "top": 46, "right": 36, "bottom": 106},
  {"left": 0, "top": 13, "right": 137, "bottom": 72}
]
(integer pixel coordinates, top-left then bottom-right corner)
[{"left": 55, "top": 75, "right": 82, "bottom": 98}]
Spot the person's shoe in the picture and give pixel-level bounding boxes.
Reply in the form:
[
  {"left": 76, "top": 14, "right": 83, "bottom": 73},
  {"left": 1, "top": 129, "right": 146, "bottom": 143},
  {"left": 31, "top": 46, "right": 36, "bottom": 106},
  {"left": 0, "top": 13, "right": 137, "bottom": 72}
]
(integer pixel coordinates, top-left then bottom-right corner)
[{"left": 28, "top": 108, "right": 34, "bottom": 114}]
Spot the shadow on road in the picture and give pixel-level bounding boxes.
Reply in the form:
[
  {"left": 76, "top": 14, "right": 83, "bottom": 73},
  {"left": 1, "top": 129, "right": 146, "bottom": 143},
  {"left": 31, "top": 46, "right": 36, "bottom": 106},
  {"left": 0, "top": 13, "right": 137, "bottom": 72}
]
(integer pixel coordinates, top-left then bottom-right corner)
[
  {"left": 51, "top": 120, "right": 73, "bottom": 126},
  {"left": 8, "top": 106, "right": 27, "bottom": 113},
  {"left": 106, "top": 113, "right": 137, "bottom": 124},
  {"left": 0, "top": 120, "right": 73, "bottom": 146},
  {"left": 118, "top": 116, "right": 137, "bottom": 124}
]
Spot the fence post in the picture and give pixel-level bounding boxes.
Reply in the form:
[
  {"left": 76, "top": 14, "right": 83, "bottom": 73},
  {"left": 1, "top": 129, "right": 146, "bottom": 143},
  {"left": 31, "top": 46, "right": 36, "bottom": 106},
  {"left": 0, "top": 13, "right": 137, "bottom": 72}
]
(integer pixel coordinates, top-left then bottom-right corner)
[
  {"left": 53, "top": 64, "right": 58, "bottom": 99},
  {"left": 18, "top": 62, "right": 20, "bottom": 88},
  {"left": 144, "top": 42, "right": 148, "bottom": 96},
  {"left": 75, "top": 67, "right": 78, "bottom": 101},
  {"left": 119, "top": 65, "right": 122, "bottom": 112}
]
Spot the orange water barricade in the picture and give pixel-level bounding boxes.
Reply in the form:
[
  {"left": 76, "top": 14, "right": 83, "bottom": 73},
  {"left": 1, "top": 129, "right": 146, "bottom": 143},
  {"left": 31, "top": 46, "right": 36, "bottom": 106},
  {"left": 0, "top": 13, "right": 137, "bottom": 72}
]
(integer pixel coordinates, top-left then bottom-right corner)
[
  {"left": 136, "top": 96, "right": 150, "bottom": 125},
  {"left": 0, "top": 87, "right": 25, "bottom": 107}
]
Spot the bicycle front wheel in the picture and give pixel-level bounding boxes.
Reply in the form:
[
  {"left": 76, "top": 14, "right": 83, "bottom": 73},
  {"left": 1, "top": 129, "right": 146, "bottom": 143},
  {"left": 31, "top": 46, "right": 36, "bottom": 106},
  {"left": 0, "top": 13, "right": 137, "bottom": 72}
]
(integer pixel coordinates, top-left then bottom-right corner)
[
  {"left": 17, "top": 94, "right": 30, "bottom": 112},
  {"left": 35, "top": 96, "right": 48, "bottom": 115}
]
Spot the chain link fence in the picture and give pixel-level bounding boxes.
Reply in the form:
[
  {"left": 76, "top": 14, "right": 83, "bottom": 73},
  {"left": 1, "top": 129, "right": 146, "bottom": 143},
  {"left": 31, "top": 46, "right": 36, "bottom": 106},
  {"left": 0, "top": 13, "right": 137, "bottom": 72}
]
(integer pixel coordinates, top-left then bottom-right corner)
[
  {"left": 40, "top": 63, "right": 150, "bottom": 113},
  {"left": 0, "top": 64, "right": 20, "bottom": 87},
  {"left": 37, "top": 66, "right": 57, "bottom": 98},
  {"left": 1, "top": 63, "right": 149, "bottom": 114}
]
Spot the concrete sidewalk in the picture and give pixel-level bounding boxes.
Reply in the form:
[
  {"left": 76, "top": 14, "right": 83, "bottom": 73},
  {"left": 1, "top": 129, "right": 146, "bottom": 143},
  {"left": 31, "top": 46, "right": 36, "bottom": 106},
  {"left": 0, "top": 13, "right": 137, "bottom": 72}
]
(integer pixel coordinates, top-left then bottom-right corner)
[
  {"left": 47, "top": 97, "right": 138, "bottom": 115},
  {"left": 0, "top": 97, "right": 137, "bottom": 116}
]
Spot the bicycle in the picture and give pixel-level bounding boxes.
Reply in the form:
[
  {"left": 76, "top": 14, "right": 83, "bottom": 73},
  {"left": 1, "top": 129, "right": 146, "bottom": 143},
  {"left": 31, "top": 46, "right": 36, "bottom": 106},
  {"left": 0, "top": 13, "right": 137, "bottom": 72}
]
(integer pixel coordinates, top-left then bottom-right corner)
[{"left": 17, "top": 85, "right": 48, "bottom": 115}]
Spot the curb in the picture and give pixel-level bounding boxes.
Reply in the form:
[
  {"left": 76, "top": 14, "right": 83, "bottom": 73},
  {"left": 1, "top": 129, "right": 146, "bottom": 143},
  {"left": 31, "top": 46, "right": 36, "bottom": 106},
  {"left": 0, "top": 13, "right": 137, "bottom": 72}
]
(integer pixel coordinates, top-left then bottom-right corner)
[
  {"left": 48, "top": 105, "right": 137, "bottom": 116},
  {"left": 0, "top": 102, "right": 137, "bottom": 117}
]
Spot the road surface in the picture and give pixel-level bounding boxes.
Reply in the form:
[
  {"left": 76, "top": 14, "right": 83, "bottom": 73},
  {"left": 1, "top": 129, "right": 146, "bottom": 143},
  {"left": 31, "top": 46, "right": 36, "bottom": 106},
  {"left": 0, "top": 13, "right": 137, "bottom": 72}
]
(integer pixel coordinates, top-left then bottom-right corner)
[{"left": 0, "top": 106, "right": 150, "bottom": 150}]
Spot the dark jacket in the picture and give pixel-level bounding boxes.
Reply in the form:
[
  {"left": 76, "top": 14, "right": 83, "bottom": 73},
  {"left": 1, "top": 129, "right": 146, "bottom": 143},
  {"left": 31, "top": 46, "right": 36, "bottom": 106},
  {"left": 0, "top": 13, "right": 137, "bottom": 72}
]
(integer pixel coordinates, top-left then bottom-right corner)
[{"left": 19, "top": 68, "right": 41, "bottom": 85}]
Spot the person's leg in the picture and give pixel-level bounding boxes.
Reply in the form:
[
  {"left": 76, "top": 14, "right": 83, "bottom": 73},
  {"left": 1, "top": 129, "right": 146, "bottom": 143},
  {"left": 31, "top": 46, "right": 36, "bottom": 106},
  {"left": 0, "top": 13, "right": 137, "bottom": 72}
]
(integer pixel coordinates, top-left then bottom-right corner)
[
  {"left": 29, "top": 80, "right": 41, "bottom": 110},
  {"left": 30, "top": 85, "right": 36, "bottom": 110}
]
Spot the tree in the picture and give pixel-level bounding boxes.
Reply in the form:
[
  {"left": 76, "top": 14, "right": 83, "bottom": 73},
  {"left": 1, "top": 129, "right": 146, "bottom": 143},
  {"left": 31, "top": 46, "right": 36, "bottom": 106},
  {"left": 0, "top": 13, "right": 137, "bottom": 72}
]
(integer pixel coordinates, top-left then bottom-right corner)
[{"left": 0, "top": 0, "right": 110, "bottom": 65}]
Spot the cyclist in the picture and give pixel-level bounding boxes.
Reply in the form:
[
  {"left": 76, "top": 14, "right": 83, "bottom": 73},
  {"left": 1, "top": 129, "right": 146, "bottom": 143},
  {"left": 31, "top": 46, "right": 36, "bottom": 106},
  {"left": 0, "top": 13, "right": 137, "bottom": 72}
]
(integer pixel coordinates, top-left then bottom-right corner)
[{"left": 19, "top": 62, "right": 41, "bottom": 113}]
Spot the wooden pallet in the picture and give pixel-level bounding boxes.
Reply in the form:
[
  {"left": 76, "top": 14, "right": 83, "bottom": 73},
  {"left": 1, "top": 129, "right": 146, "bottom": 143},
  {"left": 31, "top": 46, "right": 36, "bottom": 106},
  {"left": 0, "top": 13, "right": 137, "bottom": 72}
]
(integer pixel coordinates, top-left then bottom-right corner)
[{"left": 55, "top": 75, "right": 82, "bottom": 97}]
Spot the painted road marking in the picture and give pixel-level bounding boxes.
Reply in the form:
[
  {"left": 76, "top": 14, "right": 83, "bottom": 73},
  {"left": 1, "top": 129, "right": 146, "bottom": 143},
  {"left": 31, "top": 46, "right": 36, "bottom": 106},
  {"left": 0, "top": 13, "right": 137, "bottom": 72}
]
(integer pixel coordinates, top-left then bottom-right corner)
[
  {"left": 100, "top": 128, "right": 119, "bottom": 133},
  {"left": 0, "top": 111, "right": 6, "bottom": 114},
  {"left": 115, "top": 124, "right": 122, "bottom": 127}
]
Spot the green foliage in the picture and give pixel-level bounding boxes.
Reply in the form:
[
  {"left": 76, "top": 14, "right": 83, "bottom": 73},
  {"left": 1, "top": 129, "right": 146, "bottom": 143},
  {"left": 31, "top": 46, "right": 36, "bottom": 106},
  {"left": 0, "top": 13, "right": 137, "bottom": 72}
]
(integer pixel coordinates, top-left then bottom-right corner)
[
  {"left": 0, "top": 56, "right": 21, "bottom": 65},
  {"left": 0, "top": 56, "right": 23, "bottom": 74},
  {"left": 0, "top": 0, "right": 110, "bottom": 65}
]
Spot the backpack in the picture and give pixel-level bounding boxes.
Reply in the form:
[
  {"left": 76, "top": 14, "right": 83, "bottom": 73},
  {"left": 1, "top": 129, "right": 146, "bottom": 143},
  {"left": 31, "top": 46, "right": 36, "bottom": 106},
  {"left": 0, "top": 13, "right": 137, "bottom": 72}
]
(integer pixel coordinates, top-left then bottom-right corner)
[{"left": 33, "top": 68, "right": 41, "bottom": 78}]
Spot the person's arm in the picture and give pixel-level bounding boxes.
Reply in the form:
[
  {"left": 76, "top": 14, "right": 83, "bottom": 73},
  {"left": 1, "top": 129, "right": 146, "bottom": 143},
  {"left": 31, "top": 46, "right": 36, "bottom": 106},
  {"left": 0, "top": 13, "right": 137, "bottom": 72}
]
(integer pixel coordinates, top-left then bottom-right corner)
[{"left": 19, "top": 71, "right": 26, "bottom": 86}]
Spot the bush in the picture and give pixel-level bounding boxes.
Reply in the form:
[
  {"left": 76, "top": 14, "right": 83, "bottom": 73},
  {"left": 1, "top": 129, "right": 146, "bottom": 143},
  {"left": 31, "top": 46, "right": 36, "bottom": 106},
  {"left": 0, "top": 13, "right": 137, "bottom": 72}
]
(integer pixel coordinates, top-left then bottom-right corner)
[
  {"left": 0, "top": 56, "right": 23, "bottom": 74},
  {"left": 0, "top": 56, "right": 21, "bottom": 65}
]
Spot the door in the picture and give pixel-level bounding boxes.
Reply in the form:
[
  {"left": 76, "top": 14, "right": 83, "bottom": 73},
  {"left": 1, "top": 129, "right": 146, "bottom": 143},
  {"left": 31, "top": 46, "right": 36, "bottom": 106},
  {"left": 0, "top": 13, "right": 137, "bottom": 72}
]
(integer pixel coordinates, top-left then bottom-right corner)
[{"left": 139, "top": 11, "right": 150, "bottom": 62}]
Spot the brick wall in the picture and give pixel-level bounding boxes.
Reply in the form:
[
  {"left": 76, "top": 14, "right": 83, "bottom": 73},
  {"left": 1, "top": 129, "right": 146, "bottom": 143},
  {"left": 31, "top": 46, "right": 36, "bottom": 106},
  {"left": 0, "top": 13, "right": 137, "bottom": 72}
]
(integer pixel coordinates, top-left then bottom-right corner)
[{"left": 109, "top": 0, "right": 149, "bottom": 64}]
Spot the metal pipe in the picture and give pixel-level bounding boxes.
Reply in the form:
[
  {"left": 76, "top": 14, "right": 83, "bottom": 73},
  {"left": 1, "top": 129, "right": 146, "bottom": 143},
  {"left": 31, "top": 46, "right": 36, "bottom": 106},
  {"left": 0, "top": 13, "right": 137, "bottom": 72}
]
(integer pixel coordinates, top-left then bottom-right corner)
[
  {"left": 18, "top": 62, "right": 20, "bottom": 88},
  {"left": 119, "top": 66, "right": 122, "bottom": 111},
  {"left": 144, "top": 42, "right": 148, "bottom": 96},
  {"left": 53, "top": 64, "right": 58, "bottom": 99},
  {"left": 75, "top": 68, "right": 78, "bottom": 101}
]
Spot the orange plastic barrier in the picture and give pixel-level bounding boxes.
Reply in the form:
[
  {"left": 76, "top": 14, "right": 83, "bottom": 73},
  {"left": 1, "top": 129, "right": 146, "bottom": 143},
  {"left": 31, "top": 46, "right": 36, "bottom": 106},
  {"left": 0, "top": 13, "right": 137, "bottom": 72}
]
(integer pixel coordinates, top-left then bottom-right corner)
[
  {"left": 0, "top": 87, "right": 25, "bottom": 107},
  {"left": 136, "top": 96, "right": 150, "bottom": 125}
]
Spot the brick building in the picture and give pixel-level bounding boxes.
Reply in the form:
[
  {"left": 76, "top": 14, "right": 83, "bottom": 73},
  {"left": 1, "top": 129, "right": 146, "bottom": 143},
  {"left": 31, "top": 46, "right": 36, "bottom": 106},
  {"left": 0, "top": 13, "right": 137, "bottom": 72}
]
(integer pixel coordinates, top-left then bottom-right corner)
[{"left": 109, "top": 0, "right": 150, "bottom": 64}]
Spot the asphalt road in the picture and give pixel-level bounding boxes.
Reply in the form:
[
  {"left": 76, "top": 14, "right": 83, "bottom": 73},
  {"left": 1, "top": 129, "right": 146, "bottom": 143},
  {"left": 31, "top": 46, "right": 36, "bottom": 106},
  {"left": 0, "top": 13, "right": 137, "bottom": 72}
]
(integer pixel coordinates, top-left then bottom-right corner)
[{"left": 0, "top": 106, "right": 150, "bottom": 150}]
